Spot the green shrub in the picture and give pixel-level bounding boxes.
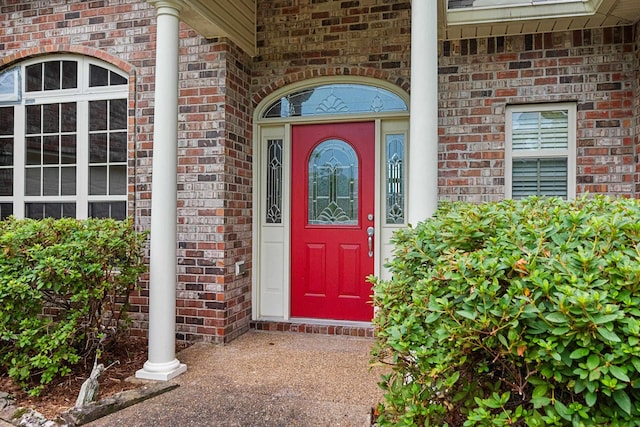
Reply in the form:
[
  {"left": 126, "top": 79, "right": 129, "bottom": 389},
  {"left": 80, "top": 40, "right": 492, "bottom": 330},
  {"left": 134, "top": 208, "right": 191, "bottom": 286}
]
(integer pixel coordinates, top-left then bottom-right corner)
[
  {"left": 0, "top": 217, "right": 147, "bottom": 395},
  {"left": 371, "top": 196, "right": 640, "bottom": 426}
]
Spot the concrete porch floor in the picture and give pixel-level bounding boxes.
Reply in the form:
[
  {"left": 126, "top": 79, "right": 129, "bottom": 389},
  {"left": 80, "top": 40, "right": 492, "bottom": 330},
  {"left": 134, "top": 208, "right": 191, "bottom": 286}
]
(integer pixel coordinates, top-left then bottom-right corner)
[{"left": 88, "top": 330, "right": 389, "bottom": 427}]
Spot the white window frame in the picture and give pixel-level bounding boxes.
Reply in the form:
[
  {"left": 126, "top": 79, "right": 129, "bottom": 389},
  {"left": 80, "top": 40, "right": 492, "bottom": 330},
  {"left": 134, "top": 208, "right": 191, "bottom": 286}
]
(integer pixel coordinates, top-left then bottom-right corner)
[
  {"left": 505, "top": 102, "right": 576, "bottom": 200},
  {"left": 0, "top": 54, "right": 128, "bottom": 219}
]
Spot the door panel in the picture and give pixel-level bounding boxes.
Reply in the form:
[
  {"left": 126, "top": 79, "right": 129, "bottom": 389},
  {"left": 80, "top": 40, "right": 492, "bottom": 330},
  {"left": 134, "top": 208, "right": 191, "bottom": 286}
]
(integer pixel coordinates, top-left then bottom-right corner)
[{"left": 291, "top": 122, "right": 375, "bottom": 321}]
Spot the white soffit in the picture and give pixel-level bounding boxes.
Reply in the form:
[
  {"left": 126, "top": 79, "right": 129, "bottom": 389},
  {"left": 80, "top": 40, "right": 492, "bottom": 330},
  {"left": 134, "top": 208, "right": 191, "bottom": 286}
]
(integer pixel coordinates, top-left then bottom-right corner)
[
  {"left": 442, "top": 0, "right": 640, "bottom": 40},
  {"left": 178, "top": 0, "right": 256, "bottom": 56}
]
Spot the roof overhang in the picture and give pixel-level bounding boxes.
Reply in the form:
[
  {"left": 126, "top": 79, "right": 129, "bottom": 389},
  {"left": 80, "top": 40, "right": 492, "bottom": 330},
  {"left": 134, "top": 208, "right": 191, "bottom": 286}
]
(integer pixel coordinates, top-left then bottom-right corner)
[
  {"left": 164, "top": 0, "right": 256, "bottom": 56},
  {"left": 441, "top": 0, "right": 640, "bottom": 40}
]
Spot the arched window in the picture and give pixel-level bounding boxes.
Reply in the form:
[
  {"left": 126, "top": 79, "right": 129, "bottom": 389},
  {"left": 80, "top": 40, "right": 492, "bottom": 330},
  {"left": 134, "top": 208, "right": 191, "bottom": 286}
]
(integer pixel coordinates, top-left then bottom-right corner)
[
  {"left": 0, "top": 55, "right": 128, "bottom": 220},
  {"left": 262, "top": 83, "right": 407, "bottom": 119}
]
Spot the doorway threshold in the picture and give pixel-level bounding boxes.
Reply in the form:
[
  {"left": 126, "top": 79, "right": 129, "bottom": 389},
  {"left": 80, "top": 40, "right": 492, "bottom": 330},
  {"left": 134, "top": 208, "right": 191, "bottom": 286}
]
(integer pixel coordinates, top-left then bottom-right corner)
[{"left": 250, "top": 318, "right": 375, "bottom": 338}]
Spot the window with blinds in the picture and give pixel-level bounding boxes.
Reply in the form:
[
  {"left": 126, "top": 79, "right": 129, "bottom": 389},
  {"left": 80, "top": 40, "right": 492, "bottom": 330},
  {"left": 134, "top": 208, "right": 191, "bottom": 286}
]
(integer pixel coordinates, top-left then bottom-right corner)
[{"left": 506, "top": 104, "right": 576, "bottom": 200}]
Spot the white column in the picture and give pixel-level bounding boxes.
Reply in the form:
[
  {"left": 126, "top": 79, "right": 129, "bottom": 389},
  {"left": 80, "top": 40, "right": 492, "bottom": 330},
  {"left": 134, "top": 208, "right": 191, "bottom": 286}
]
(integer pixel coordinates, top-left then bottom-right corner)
[
  {"left": 408, "top": 1, "right": 439, "bottom": 224},
  {"left": 136, "top": 0, "right": 187, "bottom": 381}
]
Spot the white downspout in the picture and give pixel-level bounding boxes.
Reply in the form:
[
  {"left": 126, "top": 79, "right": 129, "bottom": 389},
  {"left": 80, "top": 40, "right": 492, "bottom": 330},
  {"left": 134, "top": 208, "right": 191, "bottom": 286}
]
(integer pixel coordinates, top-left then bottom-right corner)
[
  {"left": 136, "top": 0, "right": 187, "bottom": 381},
  {"left": 408, "top": 1, "right": 439, "bottom": 224}
]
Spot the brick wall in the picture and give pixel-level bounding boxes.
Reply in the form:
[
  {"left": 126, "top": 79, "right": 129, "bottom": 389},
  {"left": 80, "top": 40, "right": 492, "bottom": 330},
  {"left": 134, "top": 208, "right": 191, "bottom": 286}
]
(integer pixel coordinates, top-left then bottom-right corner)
[
  {"left": 253, "top": 0, "right": 412, "bottom": 105},
  {"left": 3, "top": 0, "right": 639, "bottom": 343},
  {"left": 439, "top": 27, "right": 637, "bottom": 202},
  {"left": 0, "top": 0, "right": 158, "bottom": 337},
  {"left": 174, "top": 37, "right": 253, "bottom": 343},
  {"left": 635, "top": 22, "right": 640, "bottom": 197},
  {"left": 0, "top": 0, "right": 251, "bottom": 343}
]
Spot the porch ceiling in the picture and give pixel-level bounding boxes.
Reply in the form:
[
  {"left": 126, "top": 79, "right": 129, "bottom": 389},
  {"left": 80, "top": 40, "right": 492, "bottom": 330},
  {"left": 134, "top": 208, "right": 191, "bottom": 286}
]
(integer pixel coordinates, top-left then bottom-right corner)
[
  {"left": 165, "top": 1, "right": 638, "bottom": 52},
  {"left": 175, "top": 0, "right": 256, "bottom": 56},
  {"left": 440, "top": 0, "right": 640, "bottom": 40}
]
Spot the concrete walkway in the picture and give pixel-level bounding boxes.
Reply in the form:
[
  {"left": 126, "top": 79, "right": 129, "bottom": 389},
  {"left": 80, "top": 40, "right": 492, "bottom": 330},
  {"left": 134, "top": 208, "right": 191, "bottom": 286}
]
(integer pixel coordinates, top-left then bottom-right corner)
[{"left": 88, "top": 330, "right": 388, "bottom": 427}]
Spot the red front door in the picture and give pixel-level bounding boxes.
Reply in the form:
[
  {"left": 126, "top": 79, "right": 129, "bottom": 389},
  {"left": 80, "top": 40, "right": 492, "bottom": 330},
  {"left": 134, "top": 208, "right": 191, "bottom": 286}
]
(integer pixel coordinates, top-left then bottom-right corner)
[{"left": 291, "top": 122, "right": 375, "bottom": 321}]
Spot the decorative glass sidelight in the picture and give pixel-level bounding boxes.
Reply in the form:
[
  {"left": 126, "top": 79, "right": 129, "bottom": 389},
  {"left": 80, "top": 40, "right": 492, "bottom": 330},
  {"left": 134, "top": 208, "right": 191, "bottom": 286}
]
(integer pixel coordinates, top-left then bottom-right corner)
[
  {"left": 263, "top": 83, "right": 407, "bottom": 118},
  {"left": 265, "top": 139, "right": 283, "bottom": 224},
  {"left": 308, "top": 139, "right": 358, "bottom": 225},
  {"left": 385, "top": 134, "right": 405, "bottom": 224}
]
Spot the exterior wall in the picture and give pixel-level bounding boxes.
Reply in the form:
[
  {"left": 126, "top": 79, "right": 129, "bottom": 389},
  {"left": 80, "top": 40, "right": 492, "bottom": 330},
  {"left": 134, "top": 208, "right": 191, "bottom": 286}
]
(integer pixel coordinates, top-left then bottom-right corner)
[
  {"left": 439, "top": 27, "right": 637, "bottom": 202},
  {"left": 635, "top": 22, "right": 640, "bottom": 197},
  {"left": 174, "top": 32, "right": 253, "bottom": 343},
  {"left": 253, "top": 0, "right": 412, "bottom": 104},
  {"left": 0, "top": 0, "right": 159, "bottom": 336},
  {"left": 0, "top": 0, "right": 251, "bottom": 343},
  {"left": 2, "top": 0, "right": 640, "bottom": 342}
]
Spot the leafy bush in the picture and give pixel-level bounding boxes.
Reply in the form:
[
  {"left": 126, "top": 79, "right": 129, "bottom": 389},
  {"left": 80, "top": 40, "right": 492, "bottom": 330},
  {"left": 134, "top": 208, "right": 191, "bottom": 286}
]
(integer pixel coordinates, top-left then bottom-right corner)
[
  {"left": 0, "top": 217, "right": 147, "bottom": 395},
  {"left": 371, "top": 196, "right": 640, "bottom": 426}
]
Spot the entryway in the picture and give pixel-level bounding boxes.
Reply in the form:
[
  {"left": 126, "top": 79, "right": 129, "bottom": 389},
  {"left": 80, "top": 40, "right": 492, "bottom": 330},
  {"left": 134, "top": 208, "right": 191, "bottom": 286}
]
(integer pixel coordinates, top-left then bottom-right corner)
[{"left": 253, "top": 77, "right": 409, "bottom": 323}]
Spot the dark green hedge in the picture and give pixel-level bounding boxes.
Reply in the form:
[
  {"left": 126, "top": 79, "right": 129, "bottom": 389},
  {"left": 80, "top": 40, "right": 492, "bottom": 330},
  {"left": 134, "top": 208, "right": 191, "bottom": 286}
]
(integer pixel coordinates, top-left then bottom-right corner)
[
  {"left": 0, "top": 217, "right": 147, "bottom": 395},
  {"left": 372, "top": 196, "right": 640, "bottom": 426}
]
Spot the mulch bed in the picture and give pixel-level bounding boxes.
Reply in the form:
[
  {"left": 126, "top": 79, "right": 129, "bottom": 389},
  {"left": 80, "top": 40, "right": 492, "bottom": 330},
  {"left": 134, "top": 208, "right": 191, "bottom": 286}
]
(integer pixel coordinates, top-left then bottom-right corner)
[{"left": 0, "top": 336, "right": 169, "bottom": 420}]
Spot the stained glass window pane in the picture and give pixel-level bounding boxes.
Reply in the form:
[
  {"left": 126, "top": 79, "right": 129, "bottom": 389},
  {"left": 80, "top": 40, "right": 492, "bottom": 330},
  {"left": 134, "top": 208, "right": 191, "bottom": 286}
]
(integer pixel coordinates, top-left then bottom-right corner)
[
  {"left": 265, "top": 139, "right": 283, "bottom": 224},
  {"left": 263, "top": 84, "right": 407, "bottom": 118},
  {"left": 308, "top": 139, "right": 358, "bottom": 225},
  {"left": 385, "top": 134, "right": 405, "bottom": 224}
]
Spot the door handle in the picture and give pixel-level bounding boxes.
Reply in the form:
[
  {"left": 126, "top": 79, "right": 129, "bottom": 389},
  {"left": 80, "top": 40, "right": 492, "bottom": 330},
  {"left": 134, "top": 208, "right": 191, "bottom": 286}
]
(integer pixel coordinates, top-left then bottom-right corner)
[{"left": 367, "top": 226, "right": 375, "bottom": 258}]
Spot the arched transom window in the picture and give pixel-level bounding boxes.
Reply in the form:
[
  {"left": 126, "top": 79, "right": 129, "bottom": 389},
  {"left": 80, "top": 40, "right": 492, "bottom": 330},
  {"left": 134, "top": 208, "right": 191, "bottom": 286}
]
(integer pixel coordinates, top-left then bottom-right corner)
[
  {"left": 262, "top": 83, "right": 408, "bottom": 119},
  {"left": 0, "top": 55, "right": 128, "bottom": 220}
]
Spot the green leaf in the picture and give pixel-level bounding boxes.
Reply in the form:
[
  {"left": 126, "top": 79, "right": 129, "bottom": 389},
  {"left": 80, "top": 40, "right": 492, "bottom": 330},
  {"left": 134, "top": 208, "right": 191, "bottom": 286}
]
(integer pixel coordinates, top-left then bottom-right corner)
[
  {"left": 585, "top": 391, "right": 597, "bottom": 407},
  {"left": 586, "top": 354, "right": 600, "bottom": 371},
  {"left": 609, "top": 366, "right": 630, "bottom": 382},
  {"left": 569, "top": 348, "right": 589, "bottom": 359},
  {"left": 591, "top": 313, "right": 620, "bottom": 324},
  {"left": 613, "top": 389, "right": 631, "bottom": 415},
  {"left": 425, "top": 312, "right": 441, "bottom": 323},
  {"left": 532, "top": 384, "right": 548, "bottom": 398},
  {"left": 531, "top": 396, "right": 551, "bottom": 409},
  {"left": 546, "top": 313, "right": 568, "bottom": 323},
  {"left": 597, "top": 327, "right": 621, "bottom": 343},
  {"left": 554, "top": 400, "right": 571, "bottom": 421},
  {"left": 456, "top": 310, "right": 477, "bottom": 320}
]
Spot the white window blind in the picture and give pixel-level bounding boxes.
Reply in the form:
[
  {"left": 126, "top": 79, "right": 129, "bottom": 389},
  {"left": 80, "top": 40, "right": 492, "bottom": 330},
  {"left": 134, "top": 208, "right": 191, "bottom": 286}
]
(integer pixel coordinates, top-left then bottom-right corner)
[
  {"left": 506, "top": 104, "right": 576, "bottom": 199},
  {"left": 511, "top": 110, "right": 568, "bottom": 151},
  {"left": 512, "top": 158, "right": 568, "bottom": 199}
]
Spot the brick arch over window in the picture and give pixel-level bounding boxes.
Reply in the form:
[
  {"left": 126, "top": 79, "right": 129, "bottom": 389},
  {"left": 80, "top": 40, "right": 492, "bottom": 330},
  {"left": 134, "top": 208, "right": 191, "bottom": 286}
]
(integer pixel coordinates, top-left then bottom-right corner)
[
  {"left": 0, "top": 45, "right": 134, "bottom": 79},
  {"left": 252, "top": 67, "right": 410, "bottom": 108}
]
